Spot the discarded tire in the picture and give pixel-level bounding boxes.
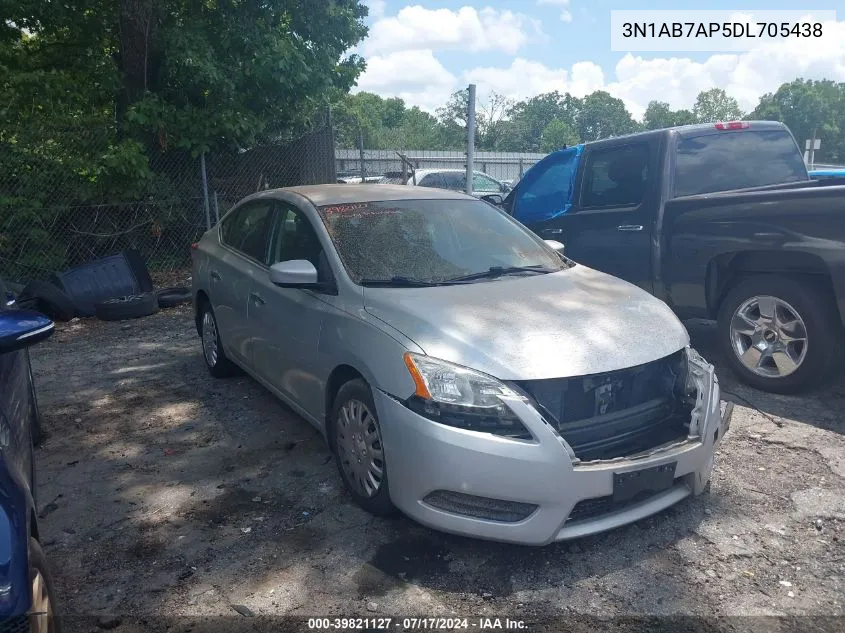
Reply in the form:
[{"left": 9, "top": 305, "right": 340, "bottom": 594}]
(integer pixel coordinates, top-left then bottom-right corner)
[
  {"left": 94, "top": 293, "right": 159, "bottom": 321},
  {"left": 156, "top": 286, "right": 192, "bottom": 309},
  {"left": 18, "top": 280, "right": 76, "bottom": 321}
]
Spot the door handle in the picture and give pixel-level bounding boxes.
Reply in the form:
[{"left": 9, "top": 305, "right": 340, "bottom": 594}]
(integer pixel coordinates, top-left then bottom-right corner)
[
  {"left": 616, "top": 225, "right": 644, "bottom": 232},
  {"left": 543, "top": 228, "right": 564, "bottom": 235},
  {"left": 210, "top": 270, "right": 221, "bottom": 281},
  {"left": 249, "top": 292, "right": 265, "bottom": 306}
]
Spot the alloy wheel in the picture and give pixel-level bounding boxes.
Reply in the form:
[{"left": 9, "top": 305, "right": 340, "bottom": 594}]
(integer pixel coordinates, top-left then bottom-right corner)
[{"left": 729, "top": 295, "right": 808, "bottom": 378}]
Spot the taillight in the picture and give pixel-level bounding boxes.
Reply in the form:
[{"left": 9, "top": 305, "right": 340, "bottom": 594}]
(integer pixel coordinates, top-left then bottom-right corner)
[
  {"left": 714, "top": 121, "right": 750, "bottom": 130},
  {"left": 191, "top": 242, "right": 199, "bottom": 250}
]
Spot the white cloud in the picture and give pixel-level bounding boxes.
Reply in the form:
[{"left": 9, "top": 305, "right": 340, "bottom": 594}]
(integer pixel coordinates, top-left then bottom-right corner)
[
  {"left": 356, "top": 14, "right": 845, "bottom": 122},
  {"left": 364, "top": 5, "right": 540, "bottom": 56},
  {"left": 537, "top": 0, "right": 573, "bottom": 23},
  {"left": 465, "top": 58, "right": 604, "bottom": 105},
  {"left": 606, "top": 19, "right": 845, "bottom": 119},
  {"left": 364, "top": 0, "right": 386, "bottom": 20},
  {"left": 354, "top": 50, "right": 457, "bottom": 113}
]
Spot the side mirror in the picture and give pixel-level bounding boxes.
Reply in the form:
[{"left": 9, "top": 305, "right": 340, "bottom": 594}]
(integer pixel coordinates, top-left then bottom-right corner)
[
  {"left": 480, "top": 193, "right": 504, "bottom": 206},
  {"left": 544, "top": 240, "right": 565, "bottom": 255},
  {"left": 0, "top": 310, "right": 54, "bottom": 354},
  {"left": 269, "top": 260, "right": 319, "bottom": 287}
]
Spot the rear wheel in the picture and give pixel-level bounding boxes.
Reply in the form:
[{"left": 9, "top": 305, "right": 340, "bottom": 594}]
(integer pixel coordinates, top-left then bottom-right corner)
[
  {"left": 331, "top": 379, "right": 395, "bottom": 516},
  {"left": 717, "top": 275, "right": 843, "bottom": 393},
  {"left": 200, "top": 304, "right": 239, "bottom": 378}
]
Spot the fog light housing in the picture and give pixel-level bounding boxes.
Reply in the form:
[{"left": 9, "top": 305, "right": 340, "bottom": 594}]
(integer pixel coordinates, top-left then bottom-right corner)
[{"left": 422, "top": 490, "right": 538, "bottom": 522}]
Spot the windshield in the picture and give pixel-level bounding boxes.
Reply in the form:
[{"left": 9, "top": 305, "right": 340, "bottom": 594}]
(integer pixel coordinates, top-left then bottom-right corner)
[{"left": 317, "top": 199, "right": 568, "bottom": 284}]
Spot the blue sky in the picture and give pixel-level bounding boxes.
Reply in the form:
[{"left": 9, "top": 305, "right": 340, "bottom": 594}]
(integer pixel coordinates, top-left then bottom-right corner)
[{"left": 356, "top": 1, "right": 844, "bottom": 119}]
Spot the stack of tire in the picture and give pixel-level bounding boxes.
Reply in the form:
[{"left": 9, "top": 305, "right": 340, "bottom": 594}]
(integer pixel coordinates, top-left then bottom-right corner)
[
  {"left": 16, "top": 282, "right": 192, "bottom": 322},
  {"left": 93, "top": 287, "right": 192, "bottom": 321}
]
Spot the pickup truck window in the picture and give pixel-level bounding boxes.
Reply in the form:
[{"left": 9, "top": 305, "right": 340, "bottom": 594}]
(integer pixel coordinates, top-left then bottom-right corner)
[
  {"left": 675, "top": 130, "right": 808, "bottom": 197},
  {"left": 581, "top": 143, "right": 650, "bottom": 208}
]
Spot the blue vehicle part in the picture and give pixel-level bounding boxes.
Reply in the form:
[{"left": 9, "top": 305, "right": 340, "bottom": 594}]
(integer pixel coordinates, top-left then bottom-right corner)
[
  {"left": 809, "top": 169, "right": 845, "bottom": 180},
  {"left": 0, "top": 457, "right": 32, "bottom": 618},
  {"left": 0, "top": 300, "right": 56, "bottom": 619},
  {"left": 50, "top": 249, "right": 153, "bottom": 317},
  {"left": 512, "top": 144, "right": 584, "bottom": 225}
]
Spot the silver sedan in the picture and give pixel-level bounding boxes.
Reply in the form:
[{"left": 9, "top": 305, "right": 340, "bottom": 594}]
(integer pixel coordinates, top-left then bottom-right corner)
[{"left": 191, "top": 185, "right": 732, "bottom": 545}]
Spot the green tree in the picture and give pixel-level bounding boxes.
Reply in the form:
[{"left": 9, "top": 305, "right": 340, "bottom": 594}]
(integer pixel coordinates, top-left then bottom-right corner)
[
  {"left": 501, "top": 91, "right": 581, "bottom": 151},
  {"left": 643, "top": 101, "right": 697, "bottom": 130},
  {"left": 749, "top": 79, "right": 844, "bottom": 163},
  {"left": 577, "top": 91, "right": 637, "bottom": 141},
  {"left": 540, "top": 119, "right": 578, "bottom": 152},
  {"left": 2, "top": 0, "right": 368, "bottom": 156},
  {"left": 692, "top": 88, "right": 744, "bottom": 123}
]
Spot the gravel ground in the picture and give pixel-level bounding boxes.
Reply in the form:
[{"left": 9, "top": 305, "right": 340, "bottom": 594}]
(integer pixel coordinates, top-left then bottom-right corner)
[{"left": 29, "top": 306, "right": 844, "bottom": 630}]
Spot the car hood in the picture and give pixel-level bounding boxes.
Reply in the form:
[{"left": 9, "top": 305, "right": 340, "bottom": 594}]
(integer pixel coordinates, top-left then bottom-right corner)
[{"left": 363, "top": 265, "right": 689, "bottom": 380}]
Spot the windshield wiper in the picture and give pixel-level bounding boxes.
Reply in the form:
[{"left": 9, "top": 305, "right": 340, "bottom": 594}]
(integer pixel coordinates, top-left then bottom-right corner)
[
  {"left": 359, "top": 276, "right": 444, "bottom": 287},
  {"left": 443, "top": 265, "right": 555, "bottom": 283}
]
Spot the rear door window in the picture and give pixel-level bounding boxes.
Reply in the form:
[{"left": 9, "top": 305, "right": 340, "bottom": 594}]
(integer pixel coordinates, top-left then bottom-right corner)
[
  {"left": 581, "top": 143, "right": 650, "bottom": 208},
  {"left": 440, "top": 172, "right": 466, "bottom": 191},
  {"left": 220, "top": 201, "right": 275, "bottom": 262},
  {"left": 674, "top": 129, "right": 808, "bottom": 197},
  {"left": 418, "top": 173, "right": 446, "bottom": 188}
]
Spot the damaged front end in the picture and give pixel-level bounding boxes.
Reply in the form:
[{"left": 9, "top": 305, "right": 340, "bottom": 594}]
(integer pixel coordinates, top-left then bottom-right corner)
[{"left": 515, "top": 347, "right": 724, "bottom": 464}]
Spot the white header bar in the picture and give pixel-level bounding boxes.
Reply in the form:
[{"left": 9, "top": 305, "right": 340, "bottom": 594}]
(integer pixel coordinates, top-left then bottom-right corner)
[{"left": 610, "top": 10, "right": 837, "bottom": 52}]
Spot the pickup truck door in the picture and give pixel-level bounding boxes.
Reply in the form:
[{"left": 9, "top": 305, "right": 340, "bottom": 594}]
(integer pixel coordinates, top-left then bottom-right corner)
[{"left": 513, "top": 140, "right": 658, "bottom": 292}]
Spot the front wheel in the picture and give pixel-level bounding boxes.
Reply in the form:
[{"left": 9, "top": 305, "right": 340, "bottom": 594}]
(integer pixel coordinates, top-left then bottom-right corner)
[
  {"left": 717, "top": 275, "right": 843, "bottom": 393},
  {"left": 29, "top": 538, "right": 60, "bottom": 633},
  {"left": 331, "top": 379, "right": 395, "bottom": 516}
]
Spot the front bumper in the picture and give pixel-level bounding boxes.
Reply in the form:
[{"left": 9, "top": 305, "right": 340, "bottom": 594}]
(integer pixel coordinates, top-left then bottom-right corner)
[{"left": 377, "top": 364, "right": 732, "bottom": 546}]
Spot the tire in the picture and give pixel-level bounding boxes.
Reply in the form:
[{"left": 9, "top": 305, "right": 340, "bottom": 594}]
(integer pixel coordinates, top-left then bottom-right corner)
[
  {"left": 18, "top": 281, "right": 75, "bottom": 322},
  {"left": 199, "top": 303, "right": 239, "bottom": 378},
  {"left": 29, "top": 537, "right": 61, "bottom": 633},
  {"left": 155, "top": 286, "right": 192, "bottom": 309},
  {"left": 331, "top": 379, "right": 395, "bottom": 516},
  {"left": 123, "top": 248, "right": 153, "bottom": 293},
  {"left": 93, "top": 293, "right": 159, "bottom": 321},
  {"left": 717, "top": 275, "right": 843, "bottom": 393}
]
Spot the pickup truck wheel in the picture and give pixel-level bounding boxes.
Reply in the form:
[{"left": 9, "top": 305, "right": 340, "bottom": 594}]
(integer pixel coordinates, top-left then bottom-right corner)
[{"left": 717, "top": 275, "right": 842, "bottom": 393}]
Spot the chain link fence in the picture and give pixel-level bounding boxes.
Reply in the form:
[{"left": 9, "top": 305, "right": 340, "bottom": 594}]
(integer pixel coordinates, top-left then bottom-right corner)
[
  {"left": 0, "top": 114, "right": 336, "bottom": 285},
  {"left": 1, "top": 98, "right": 547, "bottom": 286}
]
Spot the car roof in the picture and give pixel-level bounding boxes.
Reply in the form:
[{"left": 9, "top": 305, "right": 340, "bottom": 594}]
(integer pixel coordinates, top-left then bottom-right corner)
[{"left": 276, "top": 184, "right": 476, "bottom": 205}]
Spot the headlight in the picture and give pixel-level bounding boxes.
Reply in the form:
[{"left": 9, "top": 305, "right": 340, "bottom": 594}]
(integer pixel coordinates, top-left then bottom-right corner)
[{"left": 403, "top": 353, "right": 531, "bottom": 438}]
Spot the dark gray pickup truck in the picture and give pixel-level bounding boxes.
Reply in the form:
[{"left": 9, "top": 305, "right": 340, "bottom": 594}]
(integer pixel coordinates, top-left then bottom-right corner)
[{"left": 486, "top": 121, "right": 845, "bottom": 393}]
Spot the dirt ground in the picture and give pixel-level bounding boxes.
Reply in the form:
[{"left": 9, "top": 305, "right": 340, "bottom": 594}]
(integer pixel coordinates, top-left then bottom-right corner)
[{"left": 29, "top": 305, "right": 844, "bottom": 629}]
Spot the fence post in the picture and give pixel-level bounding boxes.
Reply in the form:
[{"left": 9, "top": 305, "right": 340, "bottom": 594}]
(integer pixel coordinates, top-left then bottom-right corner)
[
  {"left": 358, "top": 126, "right": 366, "bottom": 181},
  {"left": 200, "top": 152, "right": 211, "bottom": 231},
  {"left": 465, "top": 84, "right": 476, "bottom": 196},
  {"left": 213, "top": 191, "right": 220, "bottom": 225},
  {"left": 519, "top": 157, "right": 524, "bottom": 178}
]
